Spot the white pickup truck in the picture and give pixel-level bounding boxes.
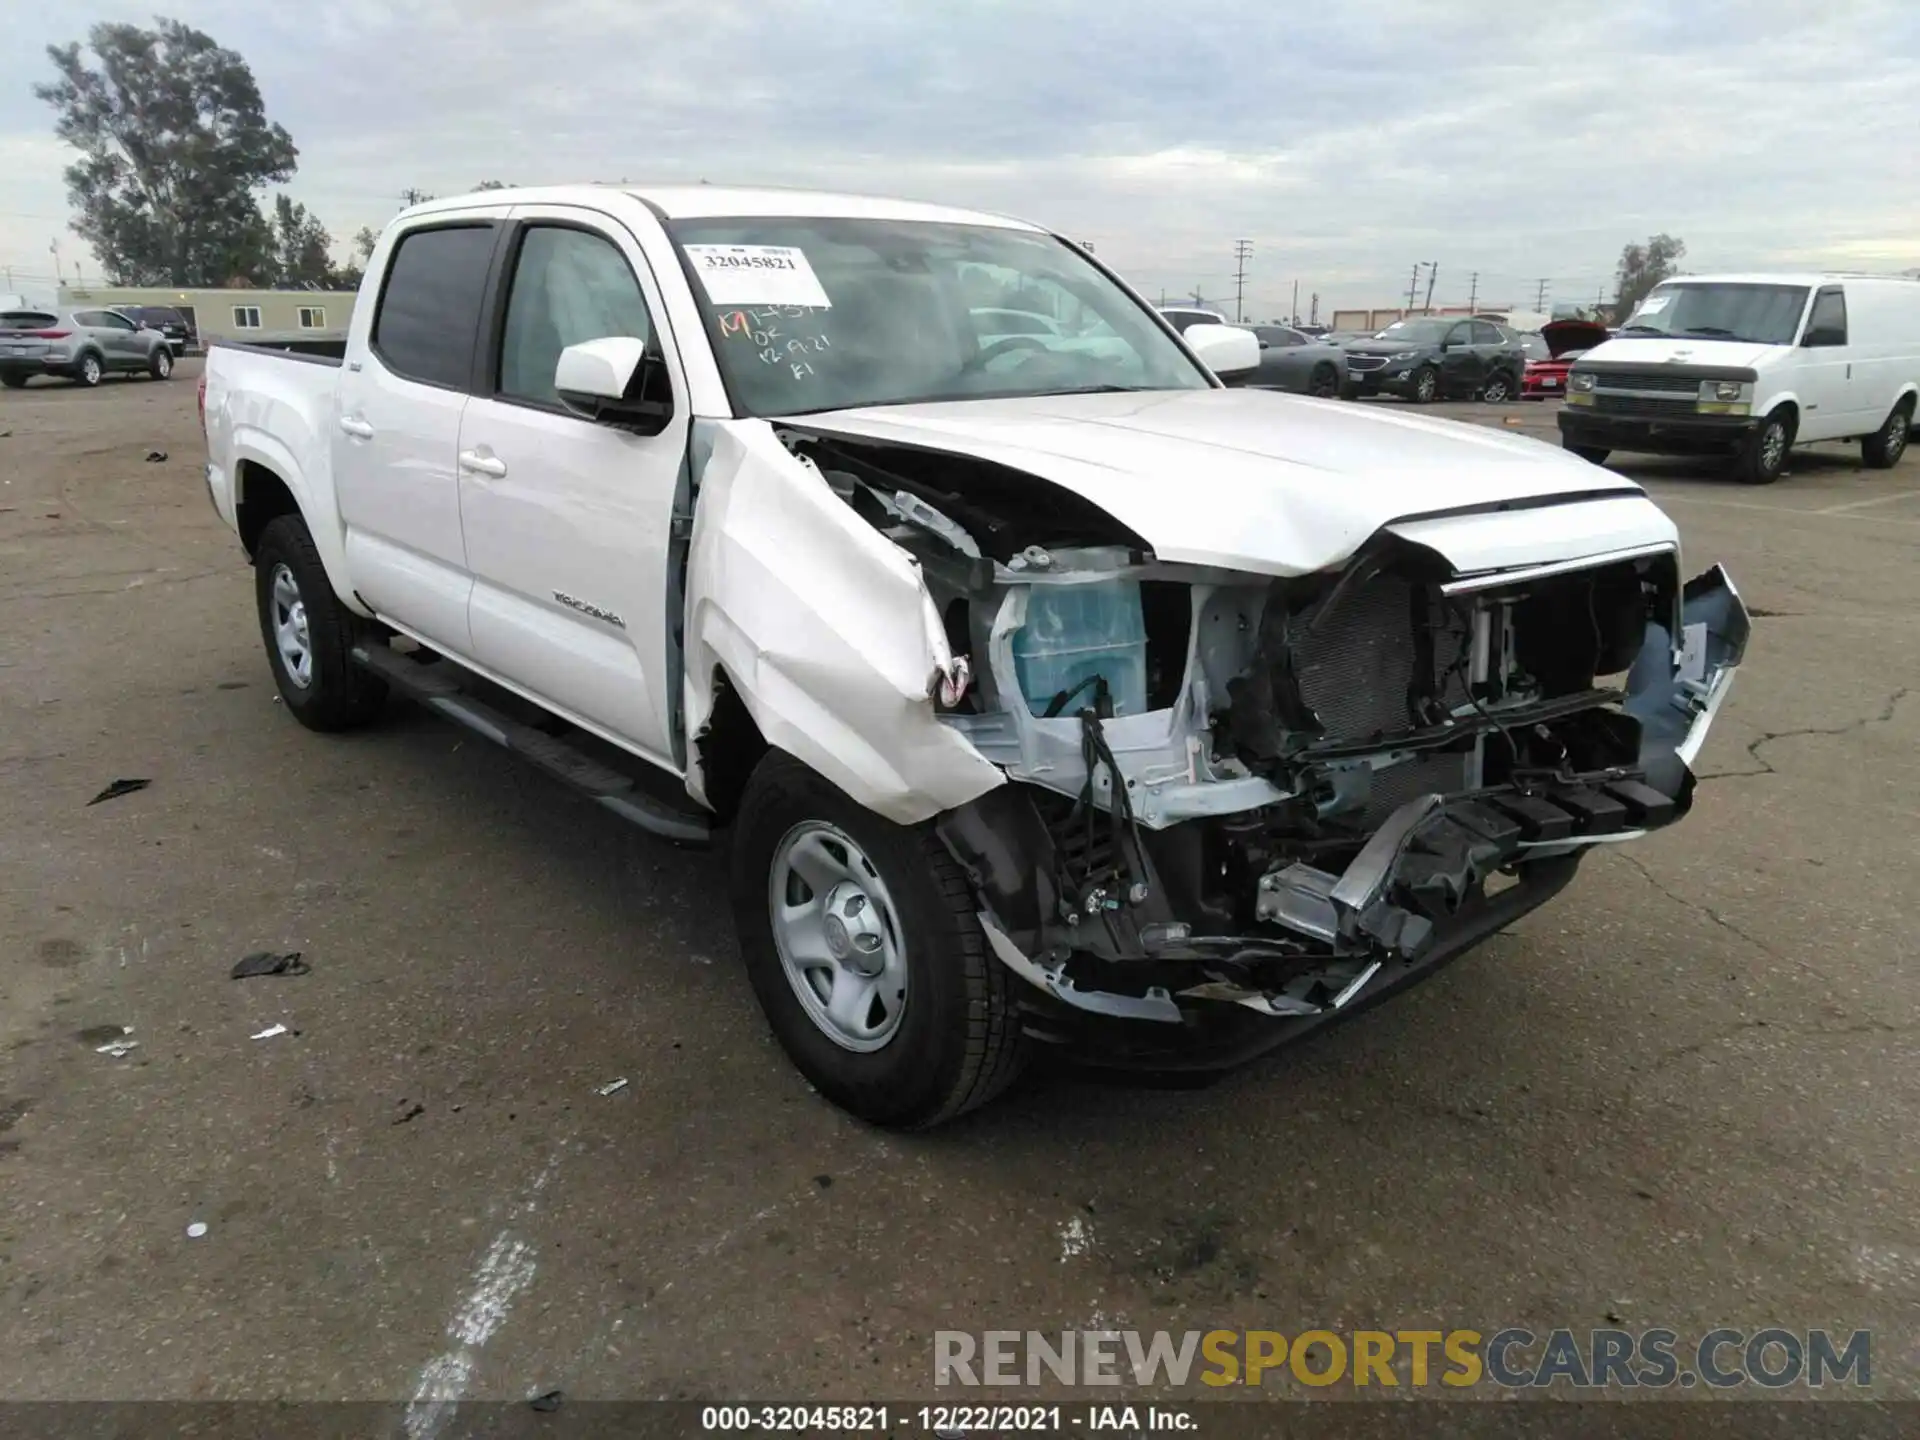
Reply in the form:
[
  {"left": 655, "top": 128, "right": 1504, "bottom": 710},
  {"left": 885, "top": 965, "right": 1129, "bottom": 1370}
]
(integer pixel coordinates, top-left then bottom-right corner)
[{"left": 202, "top": 185, "right": 1750, "bottom": 1127}]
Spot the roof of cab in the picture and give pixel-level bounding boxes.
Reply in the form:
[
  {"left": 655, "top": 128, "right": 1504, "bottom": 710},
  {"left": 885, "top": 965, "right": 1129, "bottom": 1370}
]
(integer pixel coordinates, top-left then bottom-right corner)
[
  {"left": 399, "top": 182, "right": 1040, "bottom": 231},
  {"left": 1654, "top": 272, "right": 1920, "bottom": 287}
]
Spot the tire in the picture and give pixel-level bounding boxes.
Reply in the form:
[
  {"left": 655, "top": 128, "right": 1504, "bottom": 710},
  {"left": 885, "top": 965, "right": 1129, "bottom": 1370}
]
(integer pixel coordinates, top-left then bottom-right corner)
[
  {"left": 1737, "top": 410, "right": 1794, "bottom": 485},
  {"left": 252, "top": 514, "right": 388, "bottom": 731},
  {"left": 1, "top": 374, "right": 26, "bottom": 390},
  {"left": 1480, "top": 370, "right": 1515, "bottom": 403},
  {"left": 75, "top": 352, "right": 104, "bottom": 387},
  {"left": 1411, "top": 365, "right": 1439, "bottom": 404},
  {"left": 730, "top": 751, "right": 1028, "bottom": 1128},
  {"left": 1861, "top": 398, "right": 1913, "bottom": 470},
  {"left": 1308, "top": 365, "right": 1338, "bottom": 399},
  {"left": 149, "top": 347, "right": 173, "bottom": 381},
  {"left": 1563, "top": 441, "right": 1610, "bottom": 465}
]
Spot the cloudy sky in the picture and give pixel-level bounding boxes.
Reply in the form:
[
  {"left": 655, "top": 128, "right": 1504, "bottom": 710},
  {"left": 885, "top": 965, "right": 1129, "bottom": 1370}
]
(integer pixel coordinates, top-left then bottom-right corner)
[{"left": 3, "top": 0, "right": 1916, "bottom": 318}]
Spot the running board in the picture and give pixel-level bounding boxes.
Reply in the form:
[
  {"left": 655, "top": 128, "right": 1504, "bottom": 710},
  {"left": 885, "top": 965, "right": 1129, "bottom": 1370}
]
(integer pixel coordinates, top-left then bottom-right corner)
[{"left": 350, "top": 642, "right": 713, "bottom": 847}]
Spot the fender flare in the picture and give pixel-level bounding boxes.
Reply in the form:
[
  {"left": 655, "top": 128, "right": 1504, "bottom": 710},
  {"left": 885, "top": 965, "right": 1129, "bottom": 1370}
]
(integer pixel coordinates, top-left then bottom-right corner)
[{"left": 230, "top": 426, "right": 367, "bottom": 617}]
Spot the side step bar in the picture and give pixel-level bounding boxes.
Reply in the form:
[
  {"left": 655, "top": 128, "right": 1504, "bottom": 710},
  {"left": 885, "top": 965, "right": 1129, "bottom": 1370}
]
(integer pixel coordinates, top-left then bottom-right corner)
[{"left": 350, "top": 642, "right": 713, "bottom": 847}]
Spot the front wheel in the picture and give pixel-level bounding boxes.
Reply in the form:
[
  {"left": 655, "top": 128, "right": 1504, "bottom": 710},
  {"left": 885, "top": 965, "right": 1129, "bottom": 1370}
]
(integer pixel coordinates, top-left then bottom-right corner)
[
  {"left": 149, "top": 347, "right": 173, "bottom": 380},
  {"left": 1480, "top": 371, "right": 1514, "bottom": 403},
  {"left": 1861, "top": 399, "right": 1912, "bottom": 469},
  {"left": 1411, "top": 365, "right": 1439, "bottom": 404},
  {"left": 1737, "top": 411, "right": 1794, "bottom": 485},
  {"left": 1308, "top": 365, "right": 1339, "bottom": 399},
  {"left": 253, "top": 514, "right": 388, "bottom": 730},
  {"left": 1563, "top": 441, "right": 1610, "bottom": 465},
  {"left": 730, "top": 752, "right": 1028, "bottom": 1128}
]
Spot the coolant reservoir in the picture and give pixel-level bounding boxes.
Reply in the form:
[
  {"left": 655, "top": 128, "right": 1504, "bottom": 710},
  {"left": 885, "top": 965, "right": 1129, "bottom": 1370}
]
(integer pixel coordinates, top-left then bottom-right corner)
[{"left": 1012, "top": 579, "right": 1148, "bottom": 717}]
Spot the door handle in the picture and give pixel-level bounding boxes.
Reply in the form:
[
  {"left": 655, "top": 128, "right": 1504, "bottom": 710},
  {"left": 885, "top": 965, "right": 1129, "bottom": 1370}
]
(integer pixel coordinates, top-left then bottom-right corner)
[
  {"left": 337, "top": 416, "right": 374, "bottom": 439},
  {"left": 459, "top": 449, "right": 508, "bottom": 479}
]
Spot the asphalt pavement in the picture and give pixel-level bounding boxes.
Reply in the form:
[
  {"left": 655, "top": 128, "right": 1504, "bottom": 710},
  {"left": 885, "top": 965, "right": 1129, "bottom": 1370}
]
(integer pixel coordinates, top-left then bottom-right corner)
[{"left": 2, "top": 365, "right": 1915, "bottom": 1412}]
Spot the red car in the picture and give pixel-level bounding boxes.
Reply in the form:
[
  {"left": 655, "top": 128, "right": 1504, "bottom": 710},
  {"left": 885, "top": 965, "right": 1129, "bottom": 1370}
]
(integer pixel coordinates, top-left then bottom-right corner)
[{"left": 1521, "top": 319, "right": 1611, "bottom": 400}]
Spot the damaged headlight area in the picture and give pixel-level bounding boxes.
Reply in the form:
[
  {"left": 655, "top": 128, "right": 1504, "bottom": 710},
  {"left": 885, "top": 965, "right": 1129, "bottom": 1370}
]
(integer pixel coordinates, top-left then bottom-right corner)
[{"left": 779, "top": 426, "right": 1749, "bottom": 1051}]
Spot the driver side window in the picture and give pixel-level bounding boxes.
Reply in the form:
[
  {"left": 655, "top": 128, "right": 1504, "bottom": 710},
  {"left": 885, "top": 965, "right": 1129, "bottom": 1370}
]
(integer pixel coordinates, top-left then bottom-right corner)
[{"left": 498, "top": 225, "right": 654, "bottom": 407}]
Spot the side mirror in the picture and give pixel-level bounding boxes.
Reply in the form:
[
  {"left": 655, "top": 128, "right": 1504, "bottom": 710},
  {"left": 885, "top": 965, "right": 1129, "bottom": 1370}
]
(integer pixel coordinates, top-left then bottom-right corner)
[
  {"left": 554, "top": 336, "right": 674, "bottom": 434},
  {"left": 1184, "top": 322, "right": 1260, "bottom": 379}
]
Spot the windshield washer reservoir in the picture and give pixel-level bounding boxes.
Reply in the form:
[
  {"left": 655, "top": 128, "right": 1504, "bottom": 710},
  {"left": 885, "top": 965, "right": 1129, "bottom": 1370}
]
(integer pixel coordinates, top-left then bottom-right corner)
[{"left": 1012, "top": 578, "right": 1148, "bottom": 717}]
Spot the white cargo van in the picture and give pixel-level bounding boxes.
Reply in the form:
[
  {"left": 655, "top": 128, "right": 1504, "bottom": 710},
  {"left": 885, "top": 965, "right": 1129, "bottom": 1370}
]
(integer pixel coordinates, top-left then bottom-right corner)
[{"left": 1559, "top": 274, "right": 1920, "bottom": 483}]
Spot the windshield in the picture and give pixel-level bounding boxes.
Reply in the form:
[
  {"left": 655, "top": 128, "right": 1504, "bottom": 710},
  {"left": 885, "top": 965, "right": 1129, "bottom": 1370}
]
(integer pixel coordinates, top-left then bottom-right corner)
[
  {"left": 666, "top": 217, "right": 1209, "bottom": 417},
  {"left": 1372, "top": 318, "right": 1450, "bottom": 345},
  {"left": 1620, "top": 283, "right": 1810, "bottom": 345}
]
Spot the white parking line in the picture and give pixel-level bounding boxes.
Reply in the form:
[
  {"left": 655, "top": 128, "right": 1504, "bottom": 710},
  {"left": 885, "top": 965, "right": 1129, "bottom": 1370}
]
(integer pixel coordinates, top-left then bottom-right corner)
[{"left": 1816, "top": 488, "right": 1920, "bottom": 515}]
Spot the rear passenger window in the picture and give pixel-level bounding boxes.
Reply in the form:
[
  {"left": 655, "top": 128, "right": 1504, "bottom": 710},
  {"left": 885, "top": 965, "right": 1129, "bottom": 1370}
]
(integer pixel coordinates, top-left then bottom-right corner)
[
  {"left": 372, "top": 223, "right": 497, "bottom": 388},
  {"left": 1472, "top": 321, "right": 1504, "bottom": 344},
  {"left": 497, "top": 225, "right": 653, "bottom": 407}
]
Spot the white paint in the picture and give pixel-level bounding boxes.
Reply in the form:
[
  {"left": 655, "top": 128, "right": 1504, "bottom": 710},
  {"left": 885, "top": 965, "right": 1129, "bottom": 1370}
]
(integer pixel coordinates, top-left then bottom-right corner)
[
  {"left": 1059, "top": 1215, "right": 1094, "bottom": 1263},
  {"left": 402, "top": 1151, "right": 564, "bottom": 1440},
  {"left": 249, "top": 1023, "right": 289, "bottom": 1041}
]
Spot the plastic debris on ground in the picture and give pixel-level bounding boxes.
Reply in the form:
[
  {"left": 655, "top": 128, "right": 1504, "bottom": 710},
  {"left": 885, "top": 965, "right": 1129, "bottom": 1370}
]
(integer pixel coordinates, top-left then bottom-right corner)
[
  {"left": 231, "top": 950, "right": 309, "bottom": 979},
  {"left": 530, "top": 1391, "right": 564, "bottom": 1413},
  {"left": 595, "top": 1078, "right": 630, "bottom": 1097},
  {"left": 186, "top": 1222, "right": 208, "bottom": 1239},
  {"left": 87, "top": 778, "right": 152, "bottom": 806},
  {"left": 95, "top": 1027, "right": 139, "bottom": 1059},
  {"left": 145, "top": 450, "right": 168, "bottom": 462},
  {"left": 392, "top": 1102, "right": 425, "bottom": 1125},
  {"left": 249, "top": 1023, "right": 290, "bottom": 1041}
]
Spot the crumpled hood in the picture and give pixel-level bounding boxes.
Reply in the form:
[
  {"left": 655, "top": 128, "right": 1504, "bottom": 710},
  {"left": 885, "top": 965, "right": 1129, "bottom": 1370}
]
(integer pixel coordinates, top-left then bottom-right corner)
[{"left": 794, "top": 387, "right": 1663, "bottom": 577}]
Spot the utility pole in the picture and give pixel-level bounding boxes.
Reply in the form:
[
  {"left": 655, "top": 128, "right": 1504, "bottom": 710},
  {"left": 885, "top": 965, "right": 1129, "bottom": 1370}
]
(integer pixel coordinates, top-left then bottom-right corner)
[
  {"left": 1467, "top": 272, "right": 1478, "bottom": 312},
  {"left": 1406, "top": 264, "right": 1421, "bottom": 313},
  {"left": 1290, "top": 278, "right": 1299, "bottom": 325},
  {"left": 1535, "top": 278, "right": 1550, "bottom": 310},
  {"left": 1309, "top": 292, "right": 1319, "bottom": 325},
  {"left": 1423, "top": 262, "right": 1438, "bottom": 313},
  {"left": 1232, "top": 240, "right": 1253, "bottom": 323}
]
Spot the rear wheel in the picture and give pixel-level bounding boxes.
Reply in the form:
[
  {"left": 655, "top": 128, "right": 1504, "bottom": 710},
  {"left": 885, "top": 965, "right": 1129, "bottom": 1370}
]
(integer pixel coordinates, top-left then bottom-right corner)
[
  {"left": 1737, "top": 410, "right": 1794, "bottom": 485},
  {"left": 1563, "top": 440, "right": 1610, "bottom": 465},
  {"left": 730, "top": 751, "right": 1028, "bottom": 1128},
  {"left": 1411, "top": 365, "right": 1439, "bottom": 404},
  {"left": 0, "top": 374, "right": 26, "bottom": 390},
  {"left": 1861, "top": 398, "right": 1913, "bottom": 469},
  {"left": 75, "top": 352, "right": 103, "bottom": 387},
  {"left": 149, "top": 347, "right": 173, "bottom": 381},
  {"left": 1480, "top": 370, "right": 1515, "bottom": 403},
  {"left": 252, "top": 514, "right": 388, "bottom": 730}
]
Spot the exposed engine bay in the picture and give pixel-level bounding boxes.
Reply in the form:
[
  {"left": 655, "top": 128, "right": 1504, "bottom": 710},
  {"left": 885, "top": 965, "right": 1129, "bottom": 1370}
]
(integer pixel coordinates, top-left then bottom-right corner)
[{"left": 700, "top": 419, "right": 1750, "bottom": 1034}]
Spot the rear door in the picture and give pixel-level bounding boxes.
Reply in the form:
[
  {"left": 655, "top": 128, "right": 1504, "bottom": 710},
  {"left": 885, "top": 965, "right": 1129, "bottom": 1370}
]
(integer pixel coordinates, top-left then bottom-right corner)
[
  {"left": 333, "top": 215, "right": 505, "bottom": 652},
  {"left": 453, "top": 206, "right": 691, "bottom": 765}
]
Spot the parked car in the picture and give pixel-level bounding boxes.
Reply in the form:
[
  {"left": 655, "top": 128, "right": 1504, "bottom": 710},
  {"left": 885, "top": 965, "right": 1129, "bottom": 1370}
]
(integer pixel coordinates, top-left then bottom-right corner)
[
  {"left": 969, "top": 306, "right": 1130, "bottom": 364},
  {"left": 1522, "top": 319, "right": 1610, "bottom": 400},
  {"left": 120, "top": 304, "right": 196, "bottom": 355},
  {"left": 1342, "top": 316, "right": 1526, "bottom": 403},
  {"left": 202, "top": 184, "right": 1748, "bottom": 1128},
  {"left": 1561, "top": 273, "right": 1920, "bottom": 484},
  {"left": 0, "top": 305, "right": 177, "bottom": 387},
  {"left": 1158, "top": 305, "right": 1234, "bottom": 333},
  {"left": 1245, "top": 324, "right": 1345, "bottom": 398}
]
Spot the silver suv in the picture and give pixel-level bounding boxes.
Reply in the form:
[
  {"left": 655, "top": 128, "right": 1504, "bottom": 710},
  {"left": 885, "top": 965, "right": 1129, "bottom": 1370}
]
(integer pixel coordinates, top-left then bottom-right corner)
[{"left": 0, "top": 306, "right": 176, "bottom": 389}]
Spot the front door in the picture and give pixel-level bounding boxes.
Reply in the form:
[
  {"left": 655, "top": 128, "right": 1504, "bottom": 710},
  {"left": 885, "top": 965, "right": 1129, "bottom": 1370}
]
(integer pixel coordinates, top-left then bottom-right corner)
[
  {"left": 1792, "top": 285, "right": 1852, "bottom": 441},
  {"left": 454, "top": 209, "right": 692, "bottom": 767},
  {"left": 333, "top": 217, "right": 504, "bottom": 653},
  {"left": 1439, "top": 321, "right": 1482, "bottom": 396}
]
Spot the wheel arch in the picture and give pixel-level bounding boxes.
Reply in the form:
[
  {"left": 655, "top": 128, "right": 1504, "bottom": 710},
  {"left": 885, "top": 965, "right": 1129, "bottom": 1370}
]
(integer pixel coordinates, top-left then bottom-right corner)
[{"left": 229, "top": 434, "right": 366, "bottom": 617}]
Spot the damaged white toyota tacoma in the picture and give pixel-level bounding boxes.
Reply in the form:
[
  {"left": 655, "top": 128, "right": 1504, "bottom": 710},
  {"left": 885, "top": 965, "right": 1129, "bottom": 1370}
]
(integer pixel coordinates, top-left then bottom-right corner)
[{"left": 201, "top": 185, "right": 1751, "bottom": 1127}]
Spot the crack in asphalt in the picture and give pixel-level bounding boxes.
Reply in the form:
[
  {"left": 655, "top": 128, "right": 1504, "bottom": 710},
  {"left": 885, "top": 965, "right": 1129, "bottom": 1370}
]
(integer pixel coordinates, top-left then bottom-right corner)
[{"left": 1696, "top": 685, "right": 1912, "bottom": 783}]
